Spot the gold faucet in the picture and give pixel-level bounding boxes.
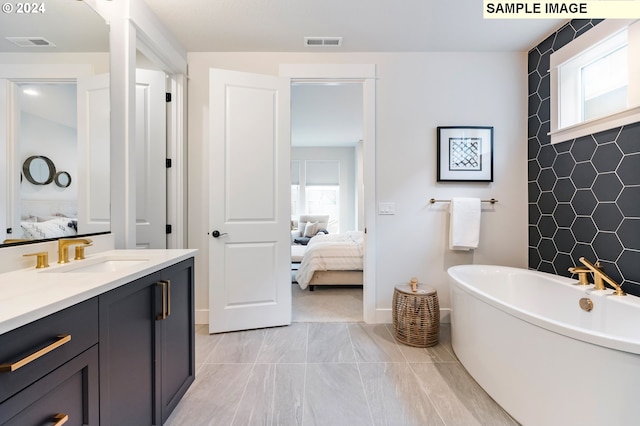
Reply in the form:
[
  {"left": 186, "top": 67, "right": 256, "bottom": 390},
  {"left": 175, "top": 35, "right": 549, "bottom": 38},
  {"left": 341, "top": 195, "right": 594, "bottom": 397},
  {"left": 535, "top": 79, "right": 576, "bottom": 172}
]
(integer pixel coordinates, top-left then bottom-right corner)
[
  {"left": 578, "top": 257, "right": 626, "bottom": 296},
  {"left": 568, "top": 266, "right": 591, "bottom": 284},
  {"left": 58, "top": 238, "right": 93, "bottom": 264}
]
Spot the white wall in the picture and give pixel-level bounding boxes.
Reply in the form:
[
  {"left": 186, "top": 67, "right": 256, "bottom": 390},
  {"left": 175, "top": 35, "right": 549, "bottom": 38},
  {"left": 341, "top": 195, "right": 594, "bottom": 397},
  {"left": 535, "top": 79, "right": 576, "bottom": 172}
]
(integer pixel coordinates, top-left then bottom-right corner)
[
  {"left": 188, "top": 52, "right": 528, "bottom": 322},
  {"left": 20, "top": 112, "right": 78, "bottom": 204}
]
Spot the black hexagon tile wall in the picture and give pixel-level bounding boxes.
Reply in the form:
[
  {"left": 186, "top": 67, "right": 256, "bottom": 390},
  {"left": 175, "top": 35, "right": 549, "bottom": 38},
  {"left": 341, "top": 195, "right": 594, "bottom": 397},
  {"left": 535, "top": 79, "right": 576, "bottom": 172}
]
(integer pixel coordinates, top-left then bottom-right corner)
[{"left": 528, "top": 19, "right": 640, "bottom": 296}]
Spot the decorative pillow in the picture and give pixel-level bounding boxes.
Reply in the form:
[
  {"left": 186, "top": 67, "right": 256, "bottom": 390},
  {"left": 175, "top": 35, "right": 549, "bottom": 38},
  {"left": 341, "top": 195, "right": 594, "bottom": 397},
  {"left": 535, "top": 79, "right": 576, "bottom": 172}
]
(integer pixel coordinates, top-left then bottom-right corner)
[
  {"left": 303, "top": 221, "right": 318, "bottom": 237},
  {"left": 316, "top": 228, "right": 329, "bottom": 235},
  {"left": 294, "top": 237, "right": 312, "bottom": 245}
]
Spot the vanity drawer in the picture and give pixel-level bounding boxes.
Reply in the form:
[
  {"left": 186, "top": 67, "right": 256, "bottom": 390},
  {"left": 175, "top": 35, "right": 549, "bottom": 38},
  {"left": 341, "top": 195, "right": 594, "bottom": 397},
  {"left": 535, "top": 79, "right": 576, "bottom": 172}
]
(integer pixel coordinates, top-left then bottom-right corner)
[
  {"left": 0, "top": 345, "right": 99, "bottom": 426},
  {"left": 0, "top": 297, "right": 99, "bottom": 403}
]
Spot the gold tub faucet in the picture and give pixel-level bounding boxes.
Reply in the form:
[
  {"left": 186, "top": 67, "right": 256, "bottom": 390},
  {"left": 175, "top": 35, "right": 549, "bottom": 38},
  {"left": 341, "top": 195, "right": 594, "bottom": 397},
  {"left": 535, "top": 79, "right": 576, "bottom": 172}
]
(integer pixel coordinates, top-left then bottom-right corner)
[
  {"left": 568, "top": 266, "right": 591, "bottom": 285},
  {"left": 58, "top": 238, "right": 93, "bottom": 264},
  {"left": 578, "top": 257, "right": 626, "bottom": 296}
]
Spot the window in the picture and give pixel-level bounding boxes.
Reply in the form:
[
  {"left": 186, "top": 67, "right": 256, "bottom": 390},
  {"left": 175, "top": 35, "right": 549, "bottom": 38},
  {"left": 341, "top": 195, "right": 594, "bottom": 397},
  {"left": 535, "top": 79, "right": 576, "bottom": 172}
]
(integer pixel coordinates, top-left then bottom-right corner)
[
  {"left": 582, "top": 42, "right": 627, "bottom": 121},
  {"left": 291, "top": 184, "right": 300, "bottom": 219},
  {"left": 291, "top": 159, "right": 341, "bottom": 233},
  {"left": 550, "top": 19, "right": 640, "bottom": 144},
  {"left": 305, "top": 185, "right": 339, "bottom": 233}
]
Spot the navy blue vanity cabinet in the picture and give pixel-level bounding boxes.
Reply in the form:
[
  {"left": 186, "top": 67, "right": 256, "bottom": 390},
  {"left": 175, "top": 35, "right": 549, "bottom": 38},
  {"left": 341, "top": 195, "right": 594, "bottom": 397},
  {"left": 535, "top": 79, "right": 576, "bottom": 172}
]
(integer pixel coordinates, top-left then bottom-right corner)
[
  {"left": 0, "top": 298, "right": 100, "bottom": 425},
  {"left": 157, "top": 259, "right": 196, "bottom": 422},
  {"left": 99, "top": 258, "right": 195, "bottom": 425}
]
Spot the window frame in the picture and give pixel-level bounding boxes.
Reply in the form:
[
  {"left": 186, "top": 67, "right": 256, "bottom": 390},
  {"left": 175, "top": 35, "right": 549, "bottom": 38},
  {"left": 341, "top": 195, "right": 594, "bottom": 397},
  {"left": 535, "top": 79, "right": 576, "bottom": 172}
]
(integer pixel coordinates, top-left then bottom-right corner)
[{"left": 550, "top": 19, "right": 640, "bottom": 144}]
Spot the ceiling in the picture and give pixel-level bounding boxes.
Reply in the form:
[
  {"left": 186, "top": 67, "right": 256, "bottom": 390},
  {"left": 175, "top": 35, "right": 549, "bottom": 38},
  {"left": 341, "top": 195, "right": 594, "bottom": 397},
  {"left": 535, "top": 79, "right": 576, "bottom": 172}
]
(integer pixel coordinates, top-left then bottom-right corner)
[
  {"left": 0, "top": 1, "right": 564, "bottom": 53},
  {"left": 0, "top": 2, "right": 108, "bottom": 53},
  {"left": 144, "top": 0, "right": 566, "bottom": 52},
  {"left": 18, "top": 83, "right": 77, "bottom": 129},
  {"left": 0, "top": 1, "right": 566, "bottom": 149}
]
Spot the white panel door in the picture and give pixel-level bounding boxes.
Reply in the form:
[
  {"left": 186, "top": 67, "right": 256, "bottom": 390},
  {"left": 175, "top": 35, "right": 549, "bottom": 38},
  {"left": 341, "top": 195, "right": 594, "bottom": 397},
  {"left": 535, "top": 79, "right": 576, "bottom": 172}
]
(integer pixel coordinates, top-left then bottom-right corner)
[
  {"left": 135, "top": 69, "right": 166, "bottom": 249},
  {"left": 77, "top": 74, "right": 110, "bottom": 235},
  {"left": 209, "top": 68, "right": 291, "bottom": 333}
]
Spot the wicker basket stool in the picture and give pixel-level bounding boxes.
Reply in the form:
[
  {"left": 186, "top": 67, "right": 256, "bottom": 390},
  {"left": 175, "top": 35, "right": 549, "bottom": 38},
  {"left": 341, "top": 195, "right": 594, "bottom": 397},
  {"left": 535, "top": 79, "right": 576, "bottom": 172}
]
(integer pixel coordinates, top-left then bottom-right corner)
[{"left": 392, "top": 283, "right": 440, "bottom": 347}]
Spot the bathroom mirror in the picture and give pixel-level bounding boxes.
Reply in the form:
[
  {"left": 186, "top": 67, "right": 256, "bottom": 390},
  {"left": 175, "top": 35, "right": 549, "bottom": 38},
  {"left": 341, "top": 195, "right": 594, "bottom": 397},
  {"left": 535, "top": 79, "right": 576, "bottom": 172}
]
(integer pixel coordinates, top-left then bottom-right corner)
[{"left": 0, "top": 1, "right": 109, "bottom": 246}]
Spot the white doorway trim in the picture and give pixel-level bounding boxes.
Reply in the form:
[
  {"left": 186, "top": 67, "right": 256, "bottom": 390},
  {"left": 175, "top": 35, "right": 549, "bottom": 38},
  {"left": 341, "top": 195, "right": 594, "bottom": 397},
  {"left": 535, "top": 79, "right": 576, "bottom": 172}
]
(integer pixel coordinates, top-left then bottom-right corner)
[{"left": 280, "top": 64, "right": 377, "bottom": 323}]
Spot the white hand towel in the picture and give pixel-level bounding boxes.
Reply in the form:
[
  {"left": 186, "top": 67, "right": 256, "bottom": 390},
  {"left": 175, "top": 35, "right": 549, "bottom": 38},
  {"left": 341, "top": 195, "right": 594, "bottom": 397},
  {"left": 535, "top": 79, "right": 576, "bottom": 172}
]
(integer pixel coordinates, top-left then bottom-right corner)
[{"left": 449, "top": 197, "right": 481, "bottom": 251}]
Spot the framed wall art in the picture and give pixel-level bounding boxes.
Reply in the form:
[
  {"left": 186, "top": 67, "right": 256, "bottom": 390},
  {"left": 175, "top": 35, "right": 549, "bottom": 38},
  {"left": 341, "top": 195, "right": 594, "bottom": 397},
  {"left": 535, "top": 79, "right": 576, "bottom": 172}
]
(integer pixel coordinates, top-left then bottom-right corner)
[{"left": 437, "top": 126, "right": 493, "bottom": 182}]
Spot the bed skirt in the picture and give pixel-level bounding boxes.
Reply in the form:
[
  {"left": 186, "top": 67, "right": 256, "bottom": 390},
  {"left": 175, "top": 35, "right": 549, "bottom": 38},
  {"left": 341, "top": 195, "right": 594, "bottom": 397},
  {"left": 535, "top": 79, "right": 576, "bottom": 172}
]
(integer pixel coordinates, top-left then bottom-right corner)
[{"left": 308, "top": 270, "right": 363, "bottom": 286}]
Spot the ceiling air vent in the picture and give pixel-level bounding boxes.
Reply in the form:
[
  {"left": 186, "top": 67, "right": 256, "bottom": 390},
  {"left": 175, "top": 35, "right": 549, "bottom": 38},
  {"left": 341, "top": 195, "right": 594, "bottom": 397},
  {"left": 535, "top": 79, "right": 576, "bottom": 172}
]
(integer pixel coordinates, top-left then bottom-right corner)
[
  {"left": 6, "top": 37, "right": 55, "bottom": 48},
  {"left": 304, "top": 37, "right": 342, "bottom": 48}
]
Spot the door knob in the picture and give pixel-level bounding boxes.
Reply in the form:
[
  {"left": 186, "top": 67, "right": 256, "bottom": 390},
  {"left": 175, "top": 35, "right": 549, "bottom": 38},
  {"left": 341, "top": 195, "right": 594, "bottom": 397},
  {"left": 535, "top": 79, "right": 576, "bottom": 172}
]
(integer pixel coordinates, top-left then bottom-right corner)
[{"left": 211, "top": 230, "right": 228, "bottom": 238}]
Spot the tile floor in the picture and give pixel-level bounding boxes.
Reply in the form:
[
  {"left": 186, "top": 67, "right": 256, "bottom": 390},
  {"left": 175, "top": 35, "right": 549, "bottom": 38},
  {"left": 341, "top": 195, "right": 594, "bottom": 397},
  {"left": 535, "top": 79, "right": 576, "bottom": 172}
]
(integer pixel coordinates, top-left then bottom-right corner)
[{"left": 165, "top": 323, "right": 519, "bottom": 426}]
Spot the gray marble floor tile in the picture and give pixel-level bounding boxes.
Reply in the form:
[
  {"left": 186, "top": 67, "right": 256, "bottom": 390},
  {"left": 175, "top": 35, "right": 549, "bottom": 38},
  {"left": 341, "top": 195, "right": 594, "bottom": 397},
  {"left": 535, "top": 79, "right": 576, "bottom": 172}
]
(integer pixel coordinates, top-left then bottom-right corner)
[
  {"left": 307, "top": 323, "right": 356, "bottom": 363},
  {"left": 234, "top": 363, "right": 305, "bottom": 426},
  {"left": 359, "top": 363, "right": 445, "bottom": 426},
  {"left": 303, "top": 363, "right": 373, "bottom": 426},
  {"left": 195, "top": 324, "right": 224, "bottom": 371},
  {"left": 349, "top": 323, "right": 406, "bottom": 363},
  {"left": 385, "top": 324, "right": 457, "bottom": 363},
  {"left": 411, "top": 363, "right": 518, "bottom": 426},
  {"left": 165, "top": 363, "right": 253, "bottom": 426},
  {"left": 256, "top": 323, "right": 308, "bottom": 363},
  {"left": 207, "top": 328, "right": 266, "bottom": 364}
]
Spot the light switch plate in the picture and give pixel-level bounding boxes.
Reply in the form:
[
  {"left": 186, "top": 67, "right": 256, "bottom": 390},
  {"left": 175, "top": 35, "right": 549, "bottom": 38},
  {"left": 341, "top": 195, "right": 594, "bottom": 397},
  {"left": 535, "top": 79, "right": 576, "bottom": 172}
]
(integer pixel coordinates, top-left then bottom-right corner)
[{"left": 378, "top": 202, "right": 395, "bottom": 215}]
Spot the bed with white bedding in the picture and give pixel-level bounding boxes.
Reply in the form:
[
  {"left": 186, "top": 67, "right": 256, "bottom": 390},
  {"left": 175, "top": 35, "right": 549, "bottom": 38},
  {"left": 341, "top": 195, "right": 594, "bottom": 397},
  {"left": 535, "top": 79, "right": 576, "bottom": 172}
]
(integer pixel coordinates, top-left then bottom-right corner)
[
  {"left": 15, "top": 199, "right": 78, "bottom": 240},
  {"left": 20, "top": 216, "right": 78, "bottom": 240},
  {"left": 295, "top": 231, "right": 364, "bottom": 290}
]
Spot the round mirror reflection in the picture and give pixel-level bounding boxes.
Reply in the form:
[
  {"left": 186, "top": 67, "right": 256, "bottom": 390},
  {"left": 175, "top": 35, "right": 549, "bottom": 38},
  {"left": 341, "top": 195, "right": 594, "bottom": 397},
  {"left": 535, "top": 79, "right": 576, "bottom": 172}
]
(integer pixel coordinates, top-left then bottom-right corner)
[
  {"left": 23, "top": 155, "right": 56, "bottom": 185},
  {"left": 54, "top": 171, "right": 72, "bottom": 188}
]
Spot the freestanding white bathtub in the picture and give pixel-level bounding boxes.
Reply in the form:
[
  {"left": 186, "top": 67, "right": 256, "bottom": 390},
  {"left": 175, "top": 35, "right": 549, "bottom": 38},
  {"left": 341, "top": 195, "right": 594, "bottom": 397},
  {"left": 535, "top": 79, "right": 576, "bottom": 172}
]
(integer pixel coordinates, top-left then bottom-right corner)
[{"left": 448, "top": 264, "right": 640, "bottom": 426}]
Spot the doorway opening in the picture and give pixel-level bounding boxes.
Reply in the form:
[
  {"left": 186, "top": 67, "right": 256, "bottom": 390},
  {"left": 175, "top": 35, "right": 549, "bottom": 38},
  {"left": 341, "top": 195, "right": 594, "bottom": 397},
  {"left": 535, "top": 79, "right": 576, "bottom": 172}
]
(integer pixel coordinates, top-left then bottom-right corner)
[{"left": 290, "top": 81, "right": 365, "bottom": 322}]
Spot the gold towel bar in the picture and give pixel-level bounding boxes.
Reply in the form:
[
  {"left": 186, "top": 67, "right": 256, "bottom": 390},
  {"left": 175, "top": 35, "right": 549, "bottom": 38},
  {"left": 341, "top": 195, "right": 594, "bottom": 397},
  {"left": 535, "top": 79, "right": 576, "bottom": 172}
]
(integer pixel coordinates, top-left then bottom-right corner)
[{"left": 429, "top": 198, "right": 498, "bottom": 204}]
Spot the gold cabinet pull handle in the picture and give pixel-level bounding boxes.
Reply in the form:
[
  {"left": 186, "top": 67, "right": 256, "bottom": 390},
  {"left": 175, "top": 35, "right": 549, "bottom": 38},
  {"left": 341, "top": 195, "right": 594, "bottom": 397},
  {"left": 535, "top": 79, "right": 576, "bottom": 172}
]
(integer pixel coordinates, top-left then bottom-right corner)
[
  {"left": 156, "top": 281, "right": 167, "bottom": 320},
  {"left": 0, "top": 334, "right": 71, "bottom": 373},
  {"left": 156, "top": 280, "right": 172, "bottom": 320},
  {"left": 52, "top": 413, "right": 69, "bottom": 426}
]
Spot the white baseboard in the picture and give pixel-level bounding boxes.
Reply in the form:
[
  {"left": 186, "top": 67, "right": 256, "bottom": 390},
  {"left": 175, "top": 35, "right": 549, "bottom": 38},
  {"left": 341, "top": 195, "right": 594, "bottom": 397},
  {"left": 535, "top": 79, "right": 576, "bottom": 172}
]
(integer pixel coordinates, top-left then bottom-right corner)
[
  {"left": 195, "top": 309, "right": 209, "bottom": 325},
  {"left": 440, "top": 308, "right": 451, "bottom": 324}
]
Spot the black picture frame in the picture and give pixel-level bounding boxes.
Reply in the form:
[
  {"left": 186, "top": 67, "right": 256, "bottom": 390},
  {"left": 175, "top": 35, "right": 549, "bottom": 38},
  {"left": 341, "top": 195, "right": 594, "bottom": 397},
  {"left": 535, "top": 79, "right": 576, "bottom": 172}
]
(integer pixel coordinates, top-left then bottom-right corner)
[{"left": 437, "top": 126, "right": 494, "bottom": 182}]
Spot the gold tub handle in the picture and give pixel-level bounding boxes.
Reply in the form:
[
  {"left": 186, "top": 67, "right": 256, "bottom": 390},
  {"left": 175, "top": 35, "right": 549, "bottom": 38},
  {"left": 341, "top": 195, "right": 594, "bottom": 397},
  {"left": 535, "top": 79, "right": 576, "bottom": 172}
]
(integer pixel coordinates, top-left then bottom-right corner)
[
  {"left": 52, "top": 413, "right": 69, "bottom": 426},
  {"left": 0, "top": 334, "right": 72, "bottom": 373}
]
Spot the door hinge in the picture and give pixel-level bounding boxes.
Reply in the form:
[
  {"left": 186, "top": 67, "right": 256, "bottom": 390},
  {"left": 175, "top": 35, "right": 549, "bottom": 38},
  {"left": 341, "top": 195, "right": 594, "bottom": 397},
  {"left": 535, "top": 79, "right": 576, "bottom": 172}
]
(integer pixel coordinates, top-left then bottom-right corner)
[
  {"left": 166, "top": 92, "right": 172, "bottom": 102},
  {"left": 166, "top": 224, "right": 172, "bottom": 234},
  {"left": 166, "top": 158, "right": 172, "bottom": 168}
]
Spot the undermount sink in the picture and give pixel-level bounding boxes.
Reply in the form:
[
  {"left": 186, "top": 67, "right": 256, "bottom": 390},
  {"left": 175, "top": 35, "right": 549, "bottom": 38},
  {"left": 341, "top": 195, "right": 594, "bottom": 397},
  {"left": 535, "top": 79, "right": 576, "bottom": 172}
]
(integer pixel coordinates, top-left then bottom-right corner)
[{"left": 45, "top": 257, "right": 150, "bottom": 273}]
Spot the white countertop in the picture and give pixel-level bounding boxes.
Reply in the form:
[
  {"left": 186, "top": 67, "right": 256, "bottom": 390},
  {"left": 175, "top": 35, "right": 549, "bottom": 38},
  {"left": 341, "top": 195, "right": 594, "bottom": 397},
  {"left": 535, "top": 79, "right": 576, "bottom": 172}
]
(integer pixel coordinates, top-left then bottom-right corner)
[{"left": 0, "top": 249, "right": 197, "bottom": 335}]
